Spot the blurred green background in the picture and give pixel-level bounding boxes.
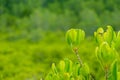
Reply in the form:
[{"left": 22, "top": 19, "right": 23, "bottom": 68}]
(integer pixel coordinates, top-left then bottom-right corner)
[{"left": 0, "top": 0, "right": 120, "bottom": 80}]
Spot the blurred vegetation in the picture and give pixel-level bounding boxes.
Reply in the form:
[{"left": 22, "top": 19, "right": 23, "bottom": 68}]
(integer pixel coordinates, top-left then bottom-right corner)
[
  {"left": 1, "top": 0, "right": 120, "bottom": 33},
  {"left": 0, "top": 0, "right": 120, "bottom": 80}
]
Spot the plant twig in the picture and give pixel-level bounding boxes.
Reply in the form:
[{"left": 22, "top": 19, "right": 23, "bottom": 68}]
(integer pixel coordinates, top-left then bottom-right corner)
[
  {"left": 73, "top": 47, "right": 95, "bottom": 80},
  {"left": 104, "top": 66, "right": 109, "bottom": 80},
  {"left": 73, "top": 47, "right": 83, "bottom": 67},
  {"left": 90, "top": 73, "right": 95, "bottom": 80}
]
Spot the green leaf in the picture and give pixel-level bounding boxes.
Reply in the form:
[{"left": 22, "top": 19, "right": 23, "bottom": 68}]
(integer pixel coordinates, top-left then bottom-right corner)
[
  {"left": 80, "top": 63, "right": 90, "bottom": 79},
  {"left": 95, "top": 46, "right": 104, "bottom": 69},
  {"left": 52, "top": 63, "right": 58, "bottom": 74},
  {"left": 103, "top": 26, "right": 114, "bottom": 45},
  {"left": 94, "top": 27, "right": 104, "bottom": 45},
  {"left": 76, "top": 29, "right": 85, "bottom": 44},
  {"left": 59, "top": 60, "right": 65, "bottom": 73},
  {"left": 66, "top": 29, "right": 77, "bottom": 46},
  {"left": 63, "top": 72, "right": 70, "bottom": 80},
  {"left": 73, "top": 62, "right": 81, "bottom": 76},
  {"left": 115, "top": 31, "right": 120, "bottom": 49},
  {"left": 45, "top": 72, "right": 53, "bottom": 80},
  {"left": 117, "top": 72, "right": 120, "bottom": 80},
  {"left": 99, "top": 42, "right": 116, "bottom": 67},
  {"left": 64, "top": 58, "right": 73, "bottom": 73},
  {"left": 110, "top": 60, "right": 117, "bottom": 80}
]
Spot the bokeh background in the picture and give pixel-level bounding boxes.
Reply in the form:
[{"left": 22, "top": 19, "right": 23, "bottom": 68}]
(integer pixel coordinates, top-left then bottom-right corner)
[{"left": 0, "top": 0, "right": 120, "bottom": 80}]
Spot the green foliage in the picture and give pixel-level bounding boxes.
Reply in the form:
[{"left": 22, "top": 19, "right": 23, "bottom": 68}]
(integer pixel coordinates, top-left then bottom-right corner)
[
  {"left": 94, "top": 25, "right": 120, "bottom": 51},
  {"left": 96, "top": 42, "right": 117, "bottom": 68},
  {"left": 66, "top": 29, "right": 85, "bottom": 48},
  {"left": 1, "top": 0, "right": 120, "bottom": 34},
  {"left": 95, "top": 25, "right": 119, "bottom": 80},
  {"left": 94, "top": 25, "right": 116, "bottom": 46},
  {"left": 45, "top": 59, "right": 90, "bottom": 80},
  {"left": 0, "top": 30, "right": 99, "bottom": 80},
  {"left": 1, "top": 0, "right": 120, "bottom": 78},
  {"left": 46, "top": 26, "right": 119, "bottom": 80},
  {"left": 110, "top": 60, "right": 117, "bottom": 80}
]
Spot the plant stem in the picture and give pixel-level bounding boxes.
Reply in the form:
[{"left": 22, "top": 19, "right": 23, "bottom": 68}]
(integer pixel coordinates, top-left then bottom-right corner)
[
  {"left": 73, "top": 47, "right": 83, "bottom": 67},
  {"left": 73, "top": 48, "right": 95, "bottom": 80},
  {"left": 90, "top": 73, "right": 95, "bottom": 80},
  {"left": 104, "top": 67, "right": 109, "bottom": 80}
]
